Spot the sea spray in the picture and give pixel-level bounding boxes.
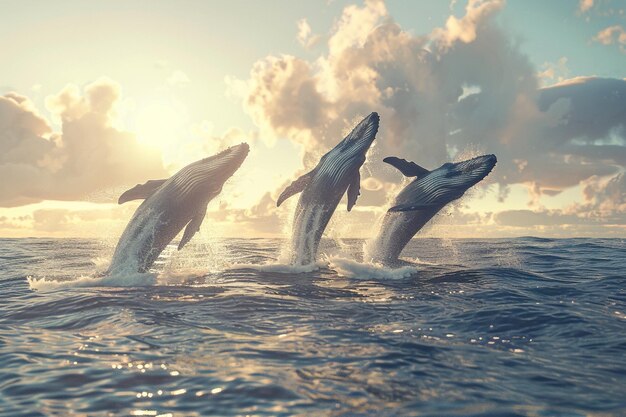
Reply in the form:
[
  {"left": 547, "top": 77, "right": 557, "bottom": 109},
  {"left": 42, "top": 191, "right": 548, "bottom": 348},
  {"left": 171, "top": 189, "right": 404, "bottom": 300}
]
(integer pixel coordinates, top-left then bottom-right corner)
[
  {"left": 329, "top": 256, "right": 420, "bottom": 279},
  {"left": 289, "top": 204, "right": 325, "bottom": 265},
  {"left": 27, "top": 269, "right": 157, "bottom": 290}
]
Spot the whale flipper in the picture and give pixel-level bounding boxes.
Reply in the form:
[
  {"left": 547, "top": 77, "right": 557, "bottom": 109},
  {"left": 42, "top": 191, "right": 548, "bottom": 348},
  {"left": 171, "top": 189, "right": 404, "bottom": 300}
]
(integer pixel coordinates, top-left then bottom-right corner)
[
  {"left": 346, "top": 172, "right": 360, "bottom": 211},
  {"left": 118, "top": 179, "right": 167, "bottom": 204},
  {"left": 383, "top": 157, "right": 429, "bottom": 178},
  {"left": 277, "top": 170, "right": 316, "bottom": 207},
  {"left": 178, "top": 204, "right": 208, "bottom": 250}
]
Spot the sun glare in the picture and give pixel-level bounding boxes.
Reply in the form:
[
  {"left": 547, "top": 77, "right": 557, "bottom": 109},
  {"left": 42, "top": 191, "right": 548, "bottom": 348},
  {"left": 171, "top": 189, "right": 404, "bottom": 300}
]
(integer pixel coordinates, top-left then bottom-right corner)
[{"left": 135, "top": 99, "right": 187, "bottom": 155}]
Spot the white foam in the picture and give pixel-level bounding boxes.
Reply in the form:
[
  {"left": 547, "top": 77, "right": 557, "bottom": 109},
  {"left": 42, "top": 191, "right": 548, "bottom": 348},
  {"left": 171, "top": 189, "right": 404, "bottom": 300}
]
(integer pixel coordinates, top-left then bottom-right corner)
[
  {"left": 91, "top": 257, "right": 111, "bottom": 269},
  {"left": 328, "top": 257, "right": 420, "bottom": 279},
  {"left": 155, "top": 268, "right": 211, "bottom": 285},
  {"left": 230, "top": 261, "right": 326, "bottom": 274},
  {"left": 27, "top": 270, "right": 157, "bottom": 291}
]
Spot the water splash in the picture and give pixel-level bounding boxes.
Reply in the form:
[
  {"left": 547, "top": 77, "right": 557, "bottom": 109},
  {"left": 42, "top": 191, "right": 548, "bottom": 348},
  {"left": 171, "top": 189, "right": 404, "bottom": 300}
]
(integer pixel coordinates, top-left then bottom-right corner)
[
  {"left": 230, "top": 261, "right": 325, "bottom": 274},
  {"left": 27, "top": 270, "right": 157, "bottom": 290},
  {"left": 289, "top": 204, "right": 326, "bottom": 265},
  {"left": 329, "top": 256, "right": 421, "bottom": 279}
]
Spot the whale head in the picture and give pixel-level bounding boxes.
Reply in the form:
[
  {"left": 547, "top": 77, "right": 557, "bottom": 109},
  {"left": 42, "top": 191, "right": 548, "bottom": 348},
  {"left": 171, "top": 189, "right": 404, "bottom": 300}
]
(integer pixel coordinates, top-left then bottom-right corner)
[
  {"left": 389, "top": 154, "right": 497, "bottom": 212},
  {"left": 170, "top": 142, "right": 250, "bottom": 199},
  {"left": 307, "top": 111, "right": 379, "bottom": 193},
  {"left": 335, "top": 112, "right": 379, "bottom": 158},
  {"left": 208, "top": 142, "right": 250, "bottom": 182}
]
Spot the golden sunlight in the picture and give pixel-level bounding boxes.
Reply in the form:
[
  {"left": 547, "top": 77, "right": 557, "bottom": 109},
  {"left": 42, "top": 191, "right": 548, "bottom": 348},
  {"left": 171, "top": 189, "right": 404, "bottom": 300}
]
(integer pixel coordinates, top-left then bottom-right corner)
[{"left": 135, "top": 98, "right": 188, "bottom": 155}]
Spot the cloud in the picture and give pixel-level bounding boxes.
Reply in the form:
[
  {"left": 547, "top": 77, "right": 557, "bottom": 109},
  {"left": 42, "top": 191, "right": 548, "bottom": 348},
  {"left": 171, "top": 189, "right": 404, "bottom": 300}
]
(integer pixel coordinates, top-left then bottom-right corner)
[
  {"left": 592, "top": 25, "right": 626, "bottom": 52},
  {"left": 494, "top": 209, "right": 586, "bottom": 227},
  {"left": 537, "top": 57, "right": 569, "bottom": 85},
  {"left": 455, "top": 76, "right": 626, "bottom": 199},
  {"left": 431, "top": 0, "right": 504, "bottom": 48},
  {"left": 492, "top": 206, "right": 626, "bottom": 237},
  {"left": 0, "top": 215, "right": 30, "bottom": 230},
  {"left": 224, "top": 0, "right": 626, "bottom": 235},
  {"left": 297, "top": 18, "right": 322, "bottom": 49},
  {"left": 579, "top": 0, "right": 594, "bottom": 13},
  {"left": 3, "top": 1, "right": 625, "bottom": 238},
  {"left": 0, "top": 78, "right": 167, "bottom": 207}
]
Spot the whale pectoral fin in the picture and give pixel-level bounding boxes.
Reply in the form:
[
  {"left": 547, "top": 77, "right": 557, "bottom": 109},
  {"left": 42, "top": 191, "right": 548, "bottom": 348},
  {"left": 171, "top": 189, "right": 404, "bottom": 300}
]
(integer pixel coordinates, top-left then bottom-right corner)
[
  {"left": 346, "top": 172, "right": 360, "bottom": 212},
  {"left": 178, "top": 206, "right": 207, "bottom": 250},
  {"left": 383, "top": 157, "right": 429, "bottom": 178},
  {"left": 277, "top": 170, "right": 315, "bottom": 207},
  {"left": 118, "top": 179, "right": 167, "bottom": 204}
]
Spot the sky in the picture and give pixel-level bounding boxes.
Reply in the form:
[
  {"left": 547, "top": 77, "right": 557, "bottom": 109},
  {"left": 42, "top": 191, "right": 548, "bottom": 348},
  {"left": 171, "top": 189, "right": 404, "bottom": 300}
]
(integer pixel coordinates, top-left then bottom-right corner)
[{"left": 1, "top": 0, "right": 625, "bottom": 239}]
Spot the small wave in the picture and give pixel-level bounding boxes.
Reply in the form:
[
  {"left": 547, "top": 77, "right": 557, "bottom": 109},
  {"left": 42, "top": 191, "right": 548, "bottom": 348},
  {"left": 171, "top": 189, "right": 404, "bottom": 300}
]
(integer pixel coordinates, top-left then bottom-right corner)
[
  {"left": 91, "top": 256, "right": 111, "bottom": 269},
  {"left": 156, "top": 268, "right": 212, "bottom": 285},
  {"left": 27, "top": 270, "right": 157, "bottom": 291},
  {"left": 328, "top": 257, "right": 420, "bottom": 279},
  {"left": 229, "top": 261, "right": 326, "bottom": 274}
]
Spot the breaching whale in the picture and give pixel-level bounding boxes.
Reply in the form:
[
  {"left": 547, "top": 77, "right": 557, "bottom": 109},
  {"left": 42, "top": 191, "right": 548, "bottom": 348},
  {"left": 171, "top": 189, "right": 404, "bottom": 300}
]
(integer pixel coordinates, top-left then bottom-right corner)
[
  {"left": 108, "top": 143, "right": 250, "bottom": 274},
  {"left": 367, "top": 154, "right": 497, "bottom": 265},
  {"left": 277, "top": 112, "right": 379, "bottom": 265}
]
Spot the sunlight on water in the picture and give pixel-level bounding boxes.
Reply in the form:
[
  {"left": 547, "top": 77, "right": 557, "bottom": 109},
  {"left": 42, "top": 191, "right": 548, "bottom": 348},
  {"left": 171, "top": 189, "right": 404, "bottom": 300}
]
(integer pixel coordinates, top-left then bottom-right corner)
[
  {"left": 230, "top": 261, "right": 325, "bottom": 274},
  {"left": 3, "top": 237, "right": 626, "bottom": 416}
]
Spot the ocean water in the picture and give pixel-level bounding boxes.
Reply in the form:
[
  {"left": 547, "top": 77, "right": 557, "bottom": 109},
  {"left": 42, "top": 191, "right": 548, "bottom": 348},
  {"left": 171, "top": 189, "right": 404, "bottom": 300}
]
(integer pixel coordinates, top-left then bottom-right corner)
[{"left": 1, "top": 237, "right": 625, "bottom": 416}]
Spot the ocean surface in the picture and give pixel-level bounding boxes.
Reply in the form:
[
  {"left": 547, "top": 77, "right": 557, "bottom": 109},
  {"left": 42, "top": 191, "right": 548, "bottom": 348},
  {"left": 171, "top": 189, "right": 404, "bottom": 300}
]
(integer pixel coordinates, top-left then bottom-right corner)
[{"left": 1, "top": 237, "right": 625, "bottom": 416}]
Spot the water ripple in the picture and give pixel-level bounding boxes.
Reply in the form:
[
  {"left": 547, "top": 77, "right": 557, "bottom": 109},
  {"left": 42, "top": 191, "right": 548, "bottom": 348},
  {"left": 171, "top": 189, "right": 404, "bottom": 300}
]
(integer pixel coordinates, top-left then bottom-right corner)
[{"left": 0, "top": 237, "right": 625, "bottom": 416}]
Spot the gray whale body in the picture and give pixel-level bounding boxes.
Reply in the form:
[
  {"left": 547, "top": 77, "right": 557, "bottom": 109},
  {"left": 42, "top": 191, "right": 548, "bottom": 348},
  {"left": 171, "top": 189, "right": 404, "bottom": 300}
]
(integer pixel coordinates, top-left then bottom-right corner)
[
  {"left": 367, "top": 154, "right": 497, "bottom": 265},
  {"left": 108, "top": 143, "right": 249, "bottom": 274},
  {"left": 278, "top": 112, "right": 379, "bottom": 265}
]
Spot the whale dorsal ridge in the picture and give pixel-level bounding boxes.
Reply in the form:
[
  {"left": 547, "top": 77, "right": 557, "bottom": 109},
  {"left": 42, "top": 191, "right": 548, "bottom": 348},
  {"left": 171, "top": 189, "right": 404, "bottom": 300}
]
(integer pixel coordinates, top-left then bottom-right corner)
[
  {"left": 178, "top": 203, "right": 208, "bottom": 250},
  {"left": 118, "top": 179, "right": 167, "bottom": 204},
  {"left": 383, "top": 157, "right": 429, "bottom": 178},
  {"left": 346, "top": 171, "right": 360, "bottom": 211},
  {"left": 276, "top": 169, "right": 316, "bottom": 207}
]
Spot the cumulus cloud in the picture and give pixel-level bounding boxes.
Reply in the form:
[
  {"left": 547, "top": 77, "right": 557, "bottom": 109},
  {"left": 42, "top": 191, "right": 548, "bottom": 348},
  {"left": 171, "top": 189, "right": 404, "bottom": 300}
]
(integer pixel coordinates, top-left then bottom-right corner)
[
  {"left": 537, "top": 57, "right": 569, "bottom": 85},
  {"left": 593, "top": 25, "right": 626, "bottom": 52},
  {"left": 495, "top": 209, "right": 587, "bottom": 227},
  {"left": 297, "top": 18, "right": 322, "bottom": 49},
  {"left": 431, "top": 0, "right": 504, "bottom": 48},
  {"left": 4, "top": 1, "right": 625, "bottom": 238},
  {"left": 0, "top": 78, "right": 167, "bottom": 207},
  {"left": 579, "top": 0, "right": 594, "bottom": 13},
  {"left": 227, "top": 0, "right": 626, "bottom": 234}
]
